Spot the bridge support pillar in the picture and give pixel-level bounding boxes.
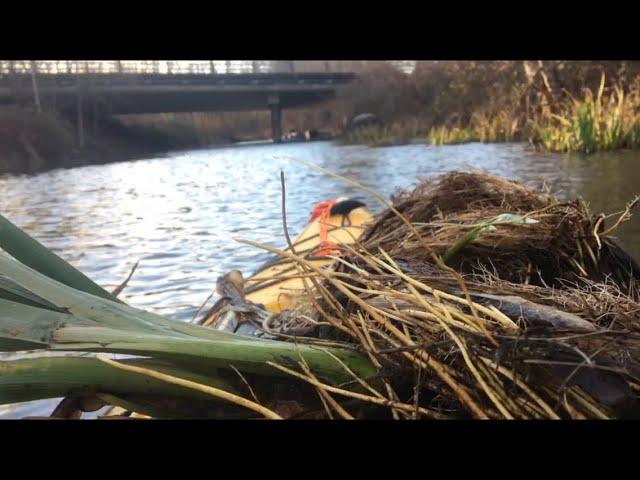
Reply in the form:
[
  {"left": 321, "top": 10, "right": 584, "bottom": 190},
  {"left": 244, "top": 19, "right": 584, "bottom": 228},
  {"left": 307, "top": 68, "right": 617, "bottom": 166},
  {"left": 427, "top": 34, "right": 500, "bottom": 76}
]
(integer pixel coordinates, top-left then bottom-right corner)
[
  {"left": 76, "top": 87, "right": 84, "bottom": 148},
  {"left": 268, "top": 94, "right": 282, "bottom": 143}
]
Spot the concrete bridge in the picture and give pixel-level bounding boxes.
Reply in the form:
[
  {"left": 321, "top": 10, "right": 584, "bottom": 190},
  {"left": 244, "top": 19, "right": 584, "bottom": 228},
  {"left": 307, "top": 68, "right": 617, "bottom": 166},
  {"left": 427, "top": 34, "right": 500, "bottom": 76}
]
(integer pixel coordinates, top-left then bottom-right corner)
[{"left": 0, "top": 69, "right": 356, "bottom": 143}]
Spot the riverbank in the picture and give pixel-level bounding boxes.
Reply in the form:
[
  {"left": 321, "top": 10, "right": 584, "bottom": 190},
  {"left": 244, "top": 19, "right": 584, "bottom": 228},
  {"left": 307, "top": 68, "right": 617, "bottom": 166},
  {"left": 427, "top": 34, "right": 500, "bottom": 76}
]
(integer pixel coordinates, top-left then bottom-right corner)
[
  {"left": 0, "top": 107, "right": 265, "bottom": 175},
  {"left": 336, "top": 62, "right": 640, "bottom": 153},
  {"left": 4, "top": 62, "right": 640, "bottom": 174},
  {"left": 0, "top": 106, "right": 341, "bottom": 175},
  {"left": 339, "top": 76, "right": 640, "bottom": 153}
]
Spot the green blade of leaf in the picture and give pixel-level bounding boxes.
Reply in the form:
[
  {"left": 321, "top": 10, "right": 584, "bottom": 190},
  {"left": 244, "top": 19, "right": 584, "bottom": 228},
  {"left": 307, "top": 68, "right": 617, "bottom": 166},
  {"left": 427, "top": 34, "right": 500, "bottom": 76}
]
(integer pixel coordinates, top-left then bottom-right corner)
[
  {"left": 0, "top": 252, "right": 176, "bottom": 333},
  {"left": 0, "top": 356, "right": 239, "bottom": 407},
  {"left": 442, "top": 224, "right": 497, "bottom": 265},
  {"left": 0, "top": 250, "right": 278, "bottom": 343},
  {"left": 442, "top": 213, "right": 539, "bottom": 265},
  {"left": 0, "top": 296, "right": 376, "bottom": 386},
  {"left": 0, "top": 274, "right": 67, "bottom": 312},
  {"left": 50, "top": 324, "right": 377, "bottom": 384},
  {"left": 0, "top": 298, "right": 88, "bottom": 352}
]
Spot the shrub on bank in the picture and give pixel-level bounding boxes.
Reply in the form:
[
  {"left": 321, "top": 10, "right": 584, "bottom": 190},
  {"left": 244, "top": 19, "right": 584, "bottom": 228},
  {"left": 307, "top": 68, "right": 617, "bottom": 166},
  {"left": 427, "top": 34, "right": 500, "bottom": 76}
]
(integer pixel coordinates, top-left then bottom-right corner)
[{"left": 0, "top": 107, "right": 75, "bottom": 173}]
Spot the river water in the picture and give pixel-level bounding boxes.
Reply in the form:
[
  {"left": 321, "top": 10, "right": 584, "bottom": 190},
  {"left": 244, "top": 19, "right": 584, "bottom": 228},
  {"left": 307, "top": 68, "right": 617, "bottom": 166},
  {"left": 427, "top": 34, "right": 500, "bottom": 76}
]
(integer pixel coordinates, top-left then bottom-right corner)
[{"left": 0, "top": 141, "right": 638, "bottom": 417}]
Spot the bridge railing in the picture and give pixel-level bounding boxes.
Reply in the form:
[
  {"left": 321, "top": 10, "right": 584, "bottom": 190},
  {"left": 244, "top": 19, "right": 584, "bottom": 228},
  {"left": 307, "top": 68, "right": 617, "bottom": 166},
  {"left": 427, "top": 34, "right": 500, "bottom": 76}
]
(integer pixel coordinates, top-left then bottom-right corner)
[
  {"left": 0, "top": 61, "right": 416, "bottom": 76},
  {"left": 0, "top": 61, "right": 298, "bottom": 76}
]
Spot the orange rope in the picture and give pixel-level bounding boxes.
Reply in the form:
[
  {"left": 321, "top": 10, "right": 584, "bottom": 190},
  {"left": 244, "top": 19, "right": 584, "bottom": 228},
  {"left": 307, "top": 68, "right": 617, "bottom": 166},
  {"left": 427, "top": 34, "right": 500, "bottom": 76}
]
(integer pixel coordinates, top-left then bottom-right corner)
[{"left": 308, "top": 199, "right": 341, "bottom": 256}]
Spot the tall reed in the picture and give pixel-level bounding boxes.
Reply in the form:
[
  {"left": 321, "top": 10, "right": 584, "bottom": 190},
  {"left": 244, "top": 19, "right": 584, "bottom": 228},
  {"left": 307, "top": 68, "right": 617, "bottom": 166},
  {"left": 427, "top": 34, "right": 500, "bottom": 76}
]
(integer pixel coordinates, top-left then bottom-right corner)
[
  {"left": 533, "top": 76, "right": 640, "bottom": 153},
  {"left": 426, "top": 111, "right": 520, "bottom": 146},
  {"left": 426, "top": 75, "right": 640, "bottom": 153}
]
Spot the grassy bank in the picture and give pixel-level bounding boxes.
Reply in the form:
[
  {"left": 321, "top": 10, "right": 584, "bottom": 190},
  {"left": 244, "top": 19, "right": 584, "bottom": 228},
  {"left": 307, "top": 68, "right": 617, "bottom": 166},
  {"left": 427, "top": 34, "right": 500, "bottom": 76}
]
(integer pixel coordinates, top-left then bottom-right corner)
[
  {"left": 336, "top": 62, "right": 640, "bottom": 153},
  {"left": 534, "top": 78, "right": 640, "bottom": 153},
  {"left": 342, "top": 75, "right": 640, "bottom": 154},
  {"left": 339, "top": 119, "right": 427, "bottom": 147},
  {"left": 427, "top": 110, "right": 520, "bottom": 145},
  {"left": 4, "top": 62, "right": 640, "bottom": 172},
  {"left": 117, "top": 112, "right": 271, "bottom": 145},
  {"left": 0, "top": 107, "right": 76, "bottom": 173},
  {"left": 423, "top": 75, "right": 640, "bottom": 153}
]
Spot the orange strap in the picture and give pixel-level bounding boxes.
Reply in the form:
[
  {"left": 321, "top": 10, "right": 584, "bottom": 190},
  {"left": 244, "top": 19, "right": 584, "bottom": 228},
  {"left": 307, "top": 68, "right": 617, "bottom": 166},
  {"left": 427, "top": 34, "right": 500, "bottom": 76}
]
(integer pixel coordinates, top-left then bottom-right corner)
[
  {"left": 308, "top": 200, "right": 336, "bottom": 224},
  {"left": 315, "top": 241, "right": 341, "bottom": 256},
  {"left": 308, "top": 199, "right": 341, "bottom": 256}
]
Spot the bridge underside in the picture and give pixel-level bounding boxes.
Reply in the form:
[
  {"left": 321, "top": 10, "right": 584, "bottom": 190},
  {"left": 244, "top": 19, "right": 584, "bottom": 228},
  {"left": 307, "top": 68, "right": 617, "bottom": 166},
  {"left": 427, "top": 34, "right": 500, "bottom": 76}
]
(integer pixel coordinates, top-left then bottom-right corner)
[{"left": 44, "top": 87, "right": 337, "bottom": 115}]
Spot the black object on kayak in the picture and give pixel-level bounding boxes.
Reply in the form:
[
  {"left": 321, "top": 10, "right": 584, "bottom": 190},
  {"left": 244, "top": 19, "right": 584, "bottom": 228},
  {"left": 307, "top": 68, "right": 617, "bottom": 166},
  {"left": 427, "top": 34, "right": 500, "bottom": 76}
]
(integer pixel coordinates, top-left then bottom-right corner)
[{"left": 330, "top": 199, "right": 366, "bottom": 217}]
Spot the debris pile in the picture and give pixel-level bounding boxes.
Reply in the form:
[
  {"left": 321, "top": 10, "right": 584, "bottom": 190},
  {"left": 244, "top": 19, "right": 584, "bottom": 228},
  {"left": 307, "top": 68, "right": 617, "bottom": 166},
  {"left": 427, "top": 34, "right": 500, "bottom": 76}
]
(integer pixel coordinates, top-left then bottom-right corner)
[{"left": 249, "top": 172, "right": 640, "bottom": 419}]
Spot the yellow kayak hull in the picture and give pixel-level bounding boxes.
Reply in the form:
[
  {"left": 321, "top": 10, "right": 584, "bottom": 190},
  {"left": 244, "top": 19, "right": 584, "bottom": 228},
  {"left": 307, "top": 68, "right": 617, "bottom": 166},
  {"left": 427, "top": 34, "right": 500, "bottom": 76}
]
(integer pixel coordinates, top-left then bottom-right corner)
[{"left": 245, "top": 206, "right": 373, "bottom": 313}]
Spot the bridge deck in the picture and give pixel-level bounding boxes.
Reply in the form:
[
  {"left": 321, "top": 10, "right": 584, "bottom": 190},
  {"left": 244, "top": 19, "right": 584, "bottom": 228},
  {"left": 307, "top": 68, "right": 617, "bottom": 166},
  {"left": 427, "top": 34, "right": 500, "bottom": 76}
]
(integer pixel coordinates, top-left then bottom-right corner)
[{"left": 0, "top": 72, "right": 356, "bottom": 114}]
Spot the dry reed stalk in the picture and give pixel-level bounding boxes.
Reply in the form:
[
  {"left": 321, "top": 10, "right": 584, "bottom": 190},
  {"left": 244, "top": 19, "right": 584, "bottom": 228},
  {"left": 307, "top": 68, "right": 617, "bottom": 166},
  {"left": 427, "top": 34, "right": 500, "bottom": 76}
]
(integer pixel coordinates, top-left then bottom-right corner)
[
  {"left": 266, "top": 361, "right": 447, "bottom": 419},
  {"left": 97, "top": 355, "right": 283, "bottom": 419}
]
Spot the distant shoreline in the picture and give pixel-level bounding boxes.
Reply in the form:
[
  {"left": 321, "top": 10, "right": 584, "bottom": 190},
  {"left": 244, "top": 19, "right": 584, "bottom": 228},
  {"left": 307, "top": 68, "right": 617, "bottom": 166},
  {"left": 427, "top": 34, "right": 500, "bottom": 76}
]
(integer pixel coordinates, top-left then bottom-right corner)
[
  {"left": 0, "top": 107, "right": 273, "bottom": 175},
  {"left": 0, "top": 106, "right": 344, "bottom": 175}
]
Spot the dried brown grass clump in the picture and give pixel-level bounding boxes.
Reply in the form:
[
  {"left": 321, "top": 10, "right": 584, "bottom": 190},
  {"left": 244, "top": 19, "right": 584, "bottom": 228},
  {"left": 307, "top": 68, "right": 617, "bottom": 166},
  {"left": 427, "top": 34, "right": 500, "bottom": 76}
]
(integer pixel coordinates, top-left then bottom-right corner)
[
  {"left": 386, "top": 171, "right": 550, "bottom": 215},
  {"left": 248, "top": 170, "right": 640, "bottom": 420},
  {"left": 365, "top": 172, "right": 639, "bottom": 294}
]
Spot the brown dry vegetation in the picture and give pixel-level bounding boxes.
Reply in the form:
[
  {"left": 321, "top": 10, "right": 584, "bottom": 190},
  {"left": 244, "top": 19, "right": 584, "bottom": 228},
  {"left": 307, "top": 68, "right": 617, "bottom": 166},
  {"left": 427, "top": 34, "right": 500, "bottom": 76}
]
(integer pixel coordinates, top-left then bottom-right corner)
[
  {"left": 338, "top": 61, "right": 640, "bottom": 151},
  {"left": 0, "top": 107, "right": 75, "bottom": 173},
  {"left": 230, "top": 171, "right": 640, "bottom": 419}
]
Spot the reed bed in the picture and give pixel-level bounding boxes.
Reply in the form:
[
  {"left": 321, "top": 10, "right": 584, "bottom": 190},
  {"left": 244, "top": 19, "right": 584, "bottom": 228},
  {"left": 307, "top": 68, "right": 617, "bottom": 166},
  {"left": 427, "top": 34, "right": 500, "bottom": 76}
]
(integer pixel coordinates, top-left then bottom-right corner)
[
  {"left": 427, "top": 111, "right": 520, "bottom": 146},
  {"left": 425, "top": 74, "right": 640, "bottom": 153},
  {"left": 340, "top": 120, "right": 426, "bottom": 147},
  {"left": 534, "top": 77, "right": 640, "bottom": 153}
]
